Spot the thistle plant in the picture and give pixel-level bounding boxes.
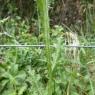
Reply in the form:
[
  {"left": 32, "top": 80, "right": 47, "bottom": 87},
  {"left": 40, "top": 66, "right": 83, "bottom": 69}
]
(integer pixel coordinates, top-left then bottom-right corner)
[{"left": 37, "top": 0, "right": 53, "bottom": 95}]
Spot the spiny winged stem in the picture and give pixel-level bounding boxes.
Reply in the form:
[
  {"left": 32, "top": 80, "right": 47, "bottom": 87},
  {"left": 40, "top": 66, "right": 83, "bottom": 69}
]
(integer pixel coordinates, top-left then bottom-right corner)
[{"left": 37, "top": 0, "right": 53, "bottom": 95}]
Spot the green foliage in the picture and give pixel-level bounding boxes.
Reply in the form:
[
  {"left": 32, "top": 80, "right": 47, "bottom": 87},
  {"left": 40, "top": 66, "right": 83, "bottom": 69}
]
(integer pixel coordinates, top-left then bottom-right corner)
[
  {"left": 1, "top": 21, "right": 95, "bottom": 95},
  {"left": 0, "top": 0, "right": 95, "bottom": 95}
]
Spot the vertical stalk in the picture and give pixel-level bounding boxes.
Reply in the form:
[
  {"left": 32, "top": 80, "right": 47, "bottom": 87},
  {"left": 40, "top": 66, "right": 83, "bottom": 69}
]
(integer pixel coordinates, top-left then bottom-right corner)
[{"left": 37, "top": 0, "right": 53, "bottom": 95}]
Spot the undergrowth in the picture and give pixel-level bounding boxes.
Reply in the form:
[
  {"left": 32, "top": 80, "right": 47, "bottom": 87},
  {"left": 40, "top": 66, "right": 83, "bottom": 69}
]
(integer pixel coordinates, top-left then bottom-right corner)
[{"left": 0, "top": 0, "right": 95, "bottom": 95}]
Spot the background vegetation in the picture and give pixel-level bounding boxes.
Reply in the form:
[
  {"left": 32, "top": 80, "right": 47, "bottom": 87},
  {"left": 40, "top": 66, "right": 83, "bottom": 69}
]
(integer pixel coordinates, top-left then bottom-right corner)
[{"left": 0, "top": 0, "right": 95, "bottom": 95}]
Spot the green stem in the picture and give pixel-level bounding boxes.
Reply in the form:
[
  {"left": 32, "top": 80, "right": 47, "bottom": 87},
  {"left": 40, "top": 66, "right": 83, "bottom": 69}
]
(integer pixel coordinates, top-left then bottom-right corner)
[{"left": 37, "top": 0, "right": 53, "bottom": 95}]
